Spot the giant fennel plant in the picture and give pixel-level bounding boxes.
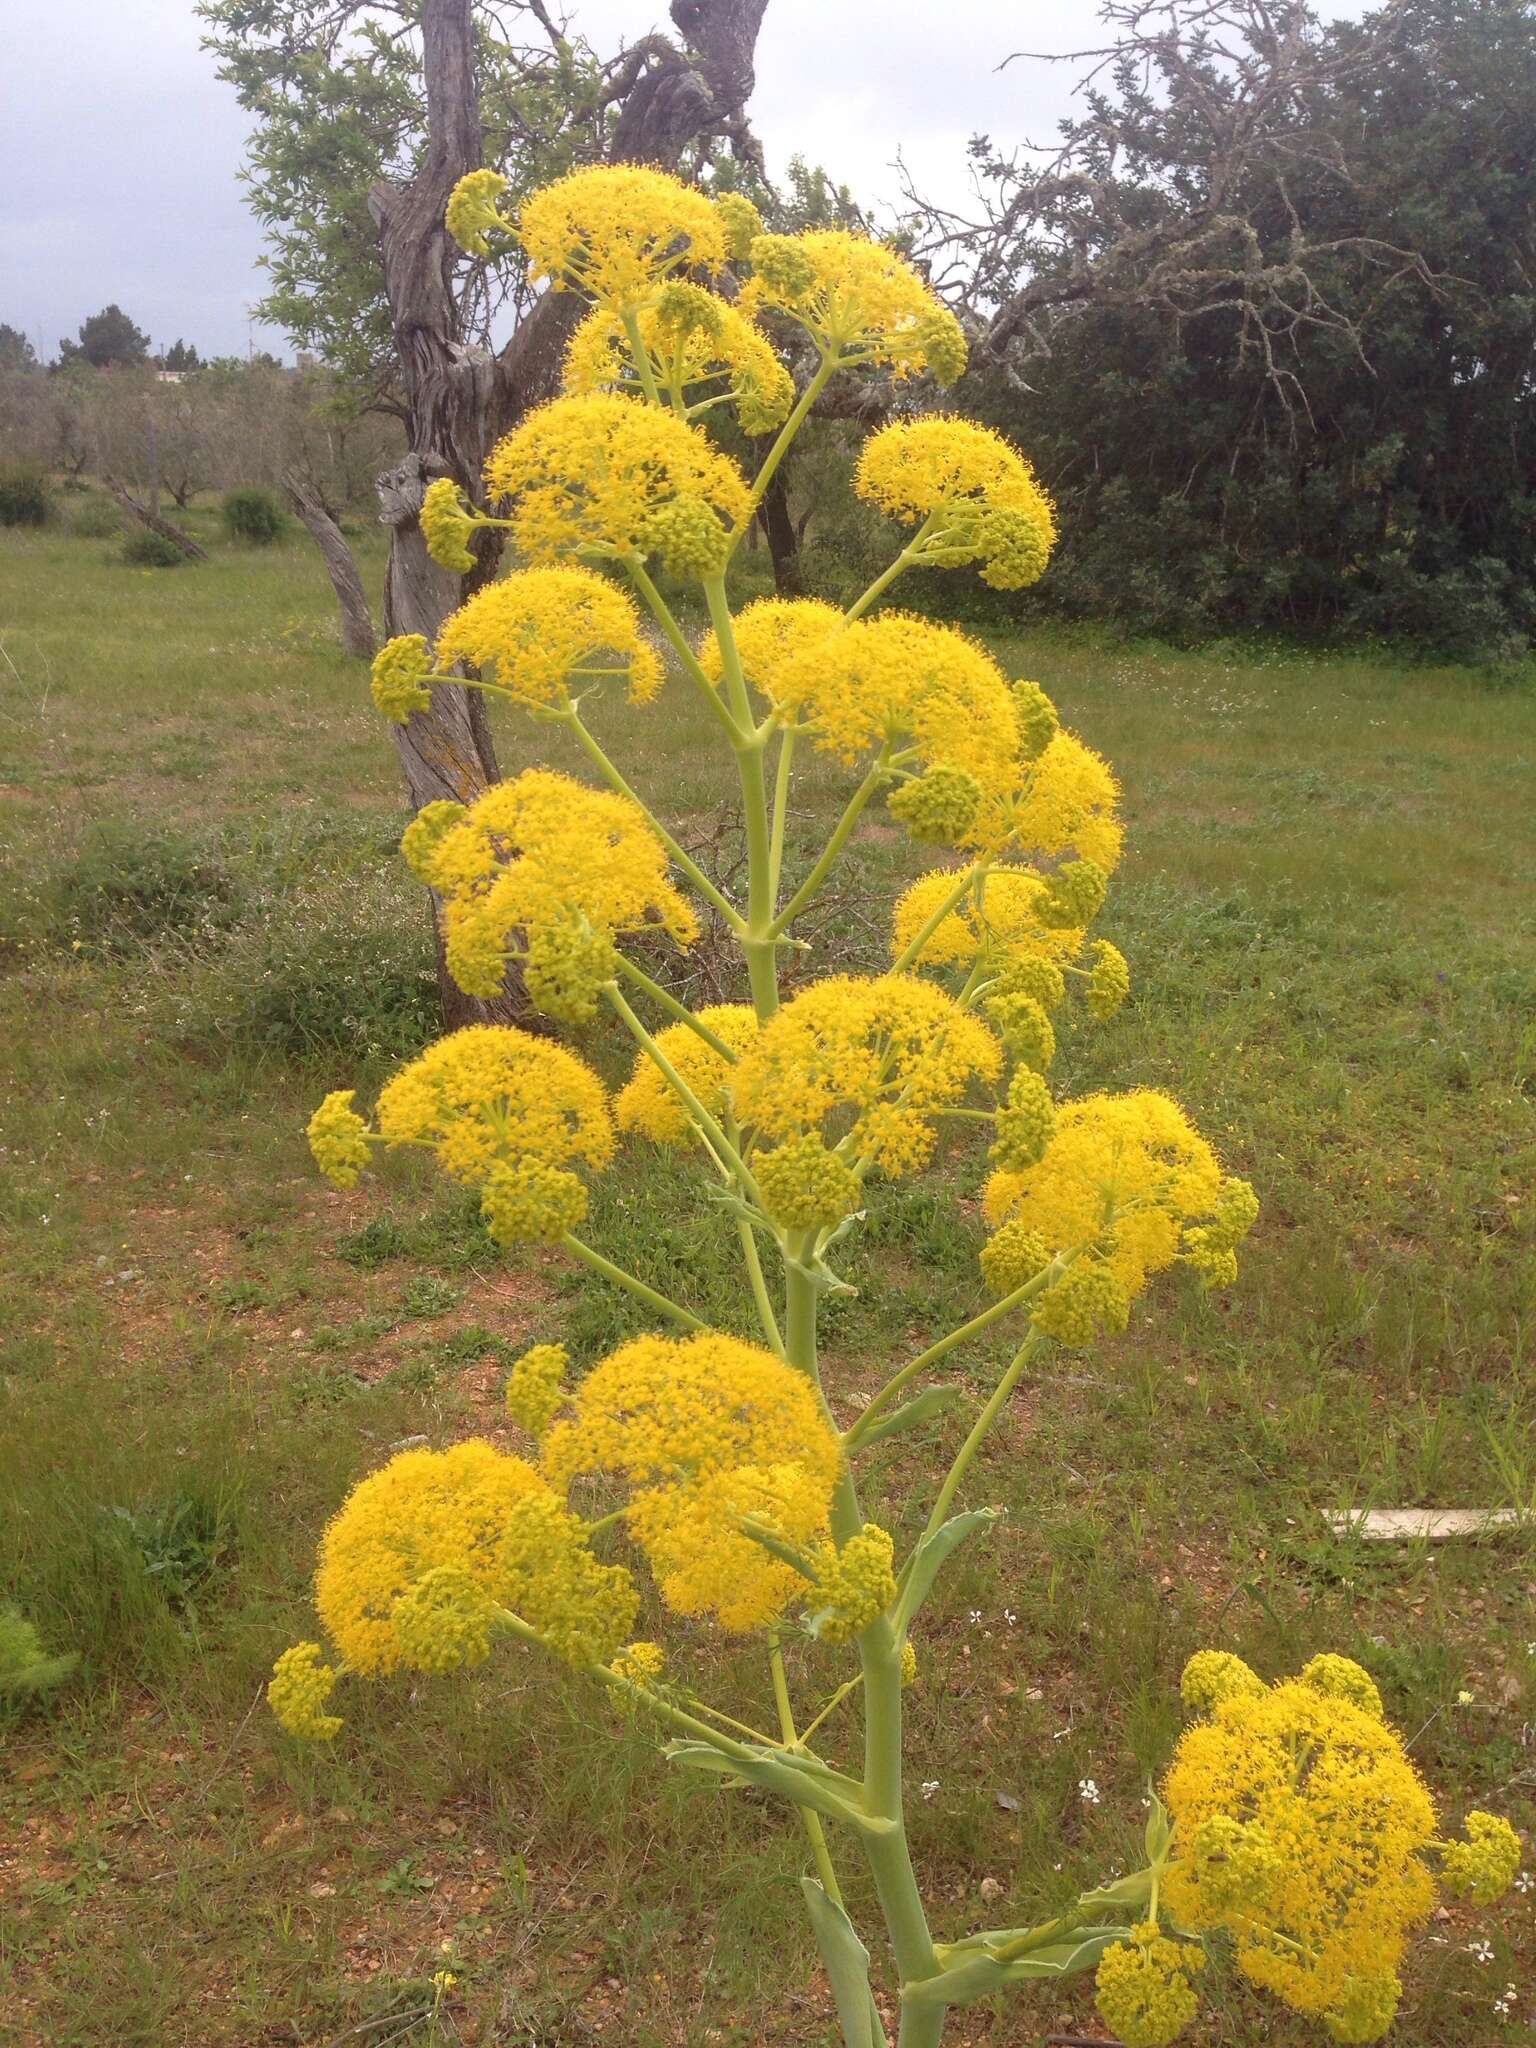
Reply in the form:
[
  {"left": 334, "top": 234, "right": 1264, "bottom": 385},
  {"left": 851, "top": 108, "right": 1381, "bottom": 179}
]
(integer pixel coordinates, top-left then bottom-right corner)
[{"left": 274, "top": 164, "right": 1520, "bottom": 2047}]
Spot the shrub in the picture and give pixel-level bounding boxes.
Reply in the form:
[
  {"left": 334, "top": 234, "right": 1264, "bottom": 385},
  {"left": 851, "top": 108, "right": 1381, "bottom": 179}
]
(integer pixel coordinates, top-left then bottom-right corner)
[
  {"left": 222, "top": 485, "right": 287, "bottom": 545},
  {"left": 51, "top": 820, "right": 238, "bottom": 951},
  {"left": 121, "top": 527, "right": 187, "bottom": 569},
  {"left": 69, "top": 495, "right": 123, "bottom": 539},
  {"left": 0, "top": 465, "right": 51, "bottom": 527},
  {"left": 267, "top": 165, "right": 1522, "bottom": 2048}
]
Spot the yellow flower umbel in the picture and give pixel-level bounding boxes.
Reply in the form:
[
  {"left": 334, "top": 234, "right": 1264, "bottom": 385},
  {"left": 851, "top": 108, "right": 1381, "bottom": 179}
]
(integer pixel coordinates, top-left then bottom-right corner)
[
  {"left": 305, "top": 1089, "right": 372, "bottom": 1188},
  {"left": 729, "top": 974, "right": 1002, "bottom": 1178},
  {"left": 268, "top": 1641, "right": 343, "bottom": 1741},
  {"left": 808, "top": 1524, "right": 897, "bottom": 1643},
  {"left": 854, "top": 416, "right": 1058, "bottom": 591},
  {"left": 740, "top": 229, "right": 966, "bottom": 382},
  {"left": 982, "top": 1089, "right": 1253, "bottom": 1305},
  {"left": 614, "top": 1004, "right": 759, "bottom": 1145},
  {"left": 1001, "top": 729, "right": 1125, "bottom": 871},
  {"left": 505, "top": 1342, "right": 568, "bottom": 1436},
  {"left": 432, "top": 567, "right": 663, "bottom": 712},
  {"left": 891, "top": 868, "right": 1086, "bottom": 986},
  {"left": 1093, "top": 1923, "right": 1204, "bottom": 2048},
  {"left": 321, "top": 1023, "right": 615, "bottom": 1244},
  {"left": 445, "top": 168, "right": 512, "bottom": 256},
  {"left": 564, "top": 284, "right": 793, "bottom": 433},
  {"left": 698, "top": 594, "right": 844, "bottom": 711},
  {"left": 542, "top": 1331, "right": 842, "bottom": 1631},
  {"left": 402, "top": 767, "right": 697, "bottom": 1009},
  {"left": 517, "top": 164, "right": 726, "bottom": 311},
  {"left": 773, "top": 613, "right": 1023, "bottom": 802},
  {"left": 1163, "top": 1655, "right": 1439, "bottom": 2043},
  {"left": 311, "top": 1438, "right": 636, "bottom": 1676},
  {"left": 484, "top": 394, "right": 750, "bottom": 573}
]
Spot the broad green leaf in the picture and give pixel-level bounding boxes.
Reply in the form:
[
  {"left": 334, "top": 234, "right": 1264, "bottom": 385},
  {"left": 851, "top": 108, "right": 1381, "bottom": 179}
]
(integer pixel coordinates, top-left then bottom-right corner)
[
  {"left": 663, "top": 1741, "right": 894, "bottom": 1834},
  {"left": 907, "top": 1928, "right": 1120, "bottom": 2005},
  {"left": 893, "top": 1508, "right": 1000, "bottom": 1632},
  {"left": 846, "top": 1384, "right": 964, "bottom": 1451},
  {"left": 800, "top": 1879, "right": 883, "bottom": 2048}
]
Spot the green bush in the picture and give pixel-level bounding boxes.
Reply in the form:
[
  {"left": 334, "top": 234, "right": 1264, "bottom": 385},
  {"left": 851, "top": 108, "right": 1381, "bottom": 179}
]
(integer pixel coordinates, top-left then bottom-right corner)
[
  {"left": 70, "top": 495, "right": 123, "bottom": 539},
  {"left": 52, "top": 820, "right": 239, "bottom": 950},
  {"left": 0, "top": 465, "right": 51, "bottom": 527},
  {"left": 121, "top": 528, "right": 188, "bottom": 569},
  {"left": 221, "top": 485, "right": 287, "bottom": 545}
]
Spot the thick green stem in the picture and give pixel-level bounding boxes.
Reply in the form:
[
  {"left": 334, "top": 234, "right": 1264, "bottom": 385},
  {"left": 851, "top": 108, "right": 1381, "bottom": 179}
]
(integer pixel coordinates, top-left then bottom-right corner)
[
  {"left": 704, "top": 575, "right": 780, "bottom": 1020},
  {"left": 769, "top": 721, "right": 796, "bottom": 900},
  {"left": 738, "top": 1216, "right": 786, "bottom": 1356},
  {"left": 861, "top": 1618, "right": 943, "bottom": 2046},
  {"left": 624, "top": 555, "right": 748, "bottom": 745},
  {"left": 561, "top": 1233, "right": 703, "bottom": 1331}
]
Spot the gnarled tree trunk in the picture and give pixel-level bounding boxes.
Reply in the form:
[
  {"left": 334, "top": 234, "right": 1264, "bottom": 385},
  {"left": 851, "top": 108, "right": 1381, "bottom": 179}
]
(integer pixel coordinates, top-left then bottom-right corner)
[
  {"left": 365, "top": 0, "right": 772, "bottom": 1029},
  {"left": 283, "top": 471, "right": 376, "bottom": 659}
]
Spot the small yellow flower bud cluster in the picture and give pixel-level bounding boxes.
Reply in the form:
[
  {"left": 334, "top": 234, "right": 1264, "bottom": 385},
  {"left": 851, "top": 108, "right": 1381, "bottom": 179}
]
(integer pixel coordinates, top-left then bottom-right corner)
[
  {"left": 1031, "top": 1260, "right": 1130, "bottom": 1346},
  {"left": 390, "top": 1564, "right": 498, "bottom": 1673},
  {"left": 740, "top": 232, "right": 967, "bottom": 382},
  {"left": 1300, "top": 1651, "right": 1384, "bottom": 1719},
  {"left": 714, "top": 191, "right": 763, "bottom": 259},
  {"left": 609, "top": 1639, "right": 667, "bottom": 1712},
  {"left": 370, "top": 634, "right": 435, "bottom": 723},
  {"left": 1180, "top": 1649, "right": 1266, "bottom": 1713},
  {"left": 481, "top": 1156, "right": 588, "bottom": 1246},
  {"left": 1182, "top": 1176, "right": 1260, "bottom": 1290},
  {"left": 504, "top": 1342, "right": 568, "bottom": 1436},
  {"left": 419, "top": 477, "right": 481, "bottom": 574},
  {"left": 1188, "top": 1813, "right": 1284, "bottom": 1912},
  {"left": 640, "top": 495, "right": 734, "bottom": 577},
  {"left": 1439, "top": 1809, "right": 1522, "bottom": 1904},
  {"left": 267, "top": 1641, "right": 343, "bottom": 1741},
  {"left": 400, "top": 799, "right": 467, "bottom": 883},
  {"left": 809, "top": 1524, "right": 897, "bottom": 1643},
  {"left": 305, "top": 1089, "right": 372, "bottom": 1189},
  {"left": 900, "top": 1638, "right": 918, "bottom": 1687},
  {"left": 445, "top": 168, "right": 513, "bottom": 256},
  {"left": 978, "top": 1217, "right": 1050, "bottom": 1297},
  {"left": 1037, "top": 857, "right": 1109, "bottom": 929},
  {"left": 990, "top": 1068, "right": 1055, "bottom": 1172},
  {"left": 1094, "top": 1923, "right": 1204, "bottom": 2048},
  {"left": 1086, "top": 938, "right": 1131, "bottom": 1019},
  {"left": 984, "top": 990, "right": 1056, "bottom": 1074},
  {"left": 887, "top": 763, "right": 983, "bottom": 845},
  {"left": 754, "top": 1132, "right": 863, "bottom": 1233},
  {"left": 1012, "top": 680, "right": 1060, "bottom": 760},
  {"left": 523, "top": 917, "right": 619, "bottom": 1027},
  {"left": 992, "top": 953, "right": 1067, "bottom": 1011}
]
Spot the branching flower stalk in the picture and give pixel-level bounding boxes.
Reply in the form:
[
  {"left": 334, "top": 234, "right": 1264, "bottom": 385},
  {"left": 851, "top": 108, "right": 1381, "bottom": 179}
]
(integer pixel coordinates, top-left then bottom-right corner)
[{"left": 278, "top": 164, "right": 1521, "bottom": 2048}]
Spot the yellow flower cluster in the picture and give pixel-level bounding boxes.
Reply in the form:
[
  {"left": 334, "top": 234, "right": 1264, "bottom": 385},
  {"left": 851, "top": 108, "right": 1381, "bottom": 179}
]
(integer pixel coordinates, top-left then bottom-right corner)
[
  {"left": 891, "top": 868, "right": 1083, "bottom": 983},
  {"left": 542, "top": 1331, "right": 842, "bottom": 1631},
  {"left": 809, "top": 1524, "right": 897, "bottom": 1643},
  {"left": 311, "top": 1438, "right": 636, "bottom": 1678},
  {"left": 505, "top": 1342, "right": 568, "bottom": 1436},
  {"left": 517, "top": 164, "right": 725, "bottom": 310},
  {"left": 729, "top": 974, "right": 1002, "bottom": 1177},
  {"left": 773, "top": 613, "right": 1022, "bottom": 800},
  {"left": 1164, "top": 1654, "right": 1439, "bottom": 2042},
  {"left": 445, "top": 168, "right": 512, "bottom": 256},
  {"left": 484, "top": 394, "right": 750, "bottom": 571},
  {"left": 887, "top": 763, "right": 983, "bottom": 846},
  {"left": 990, "top": 1068, "right": 1056, "bottom": 1171},
  {"left": 854, "top": 417, "right": 1058, "bottom": 591},
  {"left": 610, "top": 1638, "right": 666, "bottom": 1691},
  {"left": 614, "top": 1004, "right": 758, "bottom": 1145},
  {"left": 332, "top": 1024, "right": 613, "bottom": 1242},
  {"left": 1094, "top": 1923, "right": 1204, "bottom": 2048},
  {"left": 420, "top": 477, "right": 480, "bottom": 574},
  {"left": 370, "top": 633, "right": 435, "bottom": 723},
  {"left": 306, "top": 1089, "right": 373, "bottom": 1188},
  {"left": 698, "top": 594, "right": 844, "bottom": 712},
  {"left": 1440, "top": 1809, "right": 1522, "bottom": 1905},
  {"left": 741, "top": 229, "right": 967, "bottom": 382},
  {"left": 754, "top": 1131, "right": 864, "bottom": 1233},
  {"left": 982, "top": 1089, "right": 1250, "bottom": 1302},
  {"left": 1030, "top": 1259, "right": 1131, "bottom": 1345},
  {"left": 268, "top": 1640, "right": 343, "bottom": 1741},
  {"left": 433, "top": 567, "right": 662, "bottom": 711},
  {"left": 564, "top": 285, "right": 793, "bottom": 433},
  {"left": 402, "top": 767, "right": 697, "bottom": 1004},
  {"left": 995, "top": 730, "right": 1124, "bottom": 871}
]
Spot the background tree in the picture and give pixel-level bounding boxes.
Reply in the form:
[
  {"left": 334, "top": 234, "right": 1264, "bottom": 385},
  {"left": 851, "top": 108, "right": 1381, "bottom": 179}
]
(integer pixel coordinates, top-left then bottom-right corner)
[
  {"left": 203, "top": 0, "right": 774, "bottom": 1025},
  {"left": 159, "top": 340, "right": 203, "bottom": 372},
  {"left": 58, "top": 304, "right": 151, "bottom": 370},
  {"left": 0, "top": 324, "right": 39, "bottom": 372},
  {"left": 902, "top": 0, "right": 1536, "bottom": 657}
]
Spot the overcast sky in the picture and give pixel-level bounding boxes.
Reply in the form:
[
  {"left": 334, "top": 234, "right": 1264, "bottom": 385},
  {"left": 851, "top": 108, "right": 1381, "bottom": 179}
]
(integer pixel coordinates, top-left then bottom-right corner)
[{"left": 0, "top": 0, "right": 1338, "bottom": 361}]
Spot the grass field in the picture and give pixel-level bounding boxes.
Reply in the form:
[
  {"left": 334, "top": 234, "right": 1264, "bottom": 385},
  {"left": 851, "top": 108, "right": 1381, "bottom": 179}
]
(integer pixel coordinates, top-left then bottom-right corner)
[{"left": 2, "top": 498, "right": 1534, "bottom": 2047}]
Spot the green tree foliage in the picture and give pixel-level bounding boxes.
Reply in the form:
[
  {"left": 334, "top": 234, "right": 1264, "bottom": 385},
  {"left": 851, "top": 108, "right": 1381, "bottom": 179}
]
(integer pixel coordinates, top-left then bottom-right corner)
[
  {"left": 160, "top": 339, "right": 203, "bottom": 372},
  {"left": 59, "top": 304, "right": 151, "bottom": 370},
  {"left": 0, "top": 323, "right": 38, "bottom": 371},
  {"left": 198, "top": 0, "right": 613, "bottom": 399},
  {"left": 921, "top": 0, "right": 1536, "bottom": 657}
]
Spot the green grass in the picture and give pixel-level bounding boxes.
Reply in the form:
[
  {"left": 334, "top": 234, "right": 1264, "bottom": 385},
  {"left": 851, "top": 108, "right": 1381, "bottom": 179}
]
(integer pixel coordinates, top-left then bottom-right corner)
[{"left": 2, "top": 504, "right": 1534, "bottom": 2046}]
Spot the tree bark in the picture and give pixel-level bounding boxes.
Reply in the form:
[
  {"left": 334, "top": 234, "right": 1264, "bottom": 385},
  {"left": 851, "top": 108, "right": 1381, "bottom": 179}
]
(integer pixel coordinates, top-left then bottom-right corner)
[
  {"left": 754, "top": 461, "right": 804, "bottom": 594},
  {"left": 102, "top": 476, "right": 207, "bottom": 559},
  {"left": 283, "top": 471, "right": 377, "bottom": 658}
]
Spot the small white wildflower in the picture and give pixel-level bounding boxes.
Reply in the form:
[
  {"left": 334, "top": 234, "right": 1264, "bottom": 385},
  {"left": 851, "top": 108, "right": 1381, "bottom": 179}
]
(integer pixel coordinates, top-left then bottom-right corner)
[
  {"left": 1469, "top": 1940, "right": 1494, "bottom": 1966},
  {"left": 968, "top": 1609, "right": 982, "bottom": 1626},
  {"left": 1004, "top": 1609, "right": 1018, "bottom": 1627},
  {"left": 1457, "top": 1689, "right": 1475, "bottom": 1707},
  {"left": 1514, "top": 1870, "right": 1533, "bottom": 1894},
  {"left": 921, "top": 1780, "right": 940, "bottom": 1802},
  {"left": 1078, "top": 1778, "right": 1101, "bottom": 1806}
]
